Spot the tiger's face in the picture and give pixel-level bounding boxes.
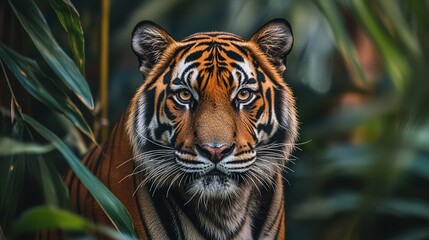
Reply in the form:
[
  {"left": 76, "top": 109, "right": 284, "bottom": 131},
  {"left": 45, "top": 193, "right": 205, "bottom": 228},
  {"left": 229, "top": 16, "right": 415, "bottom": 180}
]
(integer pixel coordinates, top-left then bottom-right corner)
[{"left": 128, "top": 19, "right": 298, "bottom": 200}]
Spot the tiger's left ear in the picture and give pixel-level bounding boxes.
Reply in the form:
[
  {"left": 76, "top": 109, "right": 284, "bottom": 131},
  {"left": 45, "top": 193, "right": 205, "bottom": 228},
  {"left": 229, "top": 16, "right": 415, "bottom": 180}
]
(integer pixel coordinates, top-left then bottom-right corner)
[
  {"left": 132, "top": 21, "right": 175, "bottom": 77},
  {"left": 250, "top": 19, "right": 293, "bottom": 74}
]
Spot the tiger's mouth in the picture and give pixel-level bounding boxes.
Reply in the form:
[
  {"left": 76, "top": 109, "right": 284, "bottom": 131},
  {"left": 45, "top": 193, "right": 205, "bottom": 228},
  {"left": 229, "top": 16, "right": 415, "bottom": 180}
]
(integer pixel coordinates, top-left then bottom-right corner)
[
  {"left": 170, "top": 146, "right": 263, "bottom": 198},
  {"left": 184, "top": 171, "right": 241, "bottom": 199},
  {"left": 205, "top": 169, "right": 226, "bottom": 176}
]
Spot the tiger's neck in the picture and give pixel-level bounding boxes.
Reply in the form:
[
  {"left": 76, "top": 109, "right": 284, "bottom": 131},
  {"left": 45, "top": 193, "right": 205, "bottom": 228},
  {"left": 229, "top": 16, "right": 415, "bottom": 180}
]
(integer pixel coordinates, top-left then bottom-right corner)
[{"left": 135, "top": 172, "right": 285, "bottom": 240}]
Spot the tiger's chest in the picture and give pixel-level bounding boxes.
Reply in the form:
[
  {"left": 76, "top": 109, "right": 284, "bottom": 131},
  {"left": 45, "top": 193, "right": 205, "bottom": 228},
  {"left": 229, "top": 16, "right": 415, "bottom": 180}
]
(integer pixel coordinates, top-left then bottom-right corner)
[{"left": 136, "top": 184, "right": 257, "bottom": 239}]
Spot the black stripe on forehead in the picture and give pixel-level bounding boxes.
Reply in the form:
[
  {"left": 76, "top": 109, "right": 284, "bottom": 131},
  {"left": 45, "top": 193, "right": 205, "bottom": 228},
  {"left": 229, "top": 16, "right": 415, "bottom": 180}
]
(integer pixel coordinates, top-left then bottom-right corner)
[
  {"left": 185, "top": 50, "right": 204, "bottom": 63},
  {"left": 154, "top": 36, "right": 252, "bottom": 91},
  {"left": 231, "top": 42, "right": 249, "bottom": 58},
  {"left": 181, "top": 42, "right": 246, "bottom": 70},
  {"left": 225, "top": 50, "right": 244, "bottom": 62},
  {"left": 181, "top": 32, "right": 244, "bottom": 43}
]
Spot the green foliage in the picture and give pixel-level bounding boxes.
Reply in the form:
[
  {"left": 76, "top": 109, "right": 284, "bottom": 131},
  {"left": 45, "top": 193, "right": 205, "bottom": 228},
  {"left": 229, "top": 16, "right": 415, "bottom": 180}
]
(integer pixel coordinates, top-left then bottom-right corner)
[
  {"left": 0, "top": 44, "right": 92, "bottom": 139},
  {"left": 0, "top": 136, "right": 54, "bottom": 155},
  {"left": 1, "top": 0, "right": 429, "bottom": 239},
  {"left": 9, "top": 0, "right": 93, "bottom": 109},
  {"left": 12, "top": 206, "right": 134, "bottom": 240},
  {"left": 285, "top": 1, "right": 429, "bottom": 239},
  {"left": 48, "top": 0, "right": 86, "bottom": 73},
  {"left": 0, "top": 0, "right": 136, "bottom": 238},
  {"left": 23, "top": 113, "right": 136, "bottom": 237},
  {"left": 315, "top": 0, "right": 367, "bottom": 87}
]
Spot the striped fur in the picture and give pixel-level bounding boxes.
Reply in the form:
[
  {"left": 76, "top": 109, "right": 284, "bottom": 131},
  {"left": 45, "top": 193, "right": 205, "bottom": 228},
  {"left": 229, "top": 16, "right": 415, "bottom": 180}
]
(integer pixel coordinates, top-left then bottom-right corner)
[{"left": 67, "top": 19, "right": 298, "bottom": 239}]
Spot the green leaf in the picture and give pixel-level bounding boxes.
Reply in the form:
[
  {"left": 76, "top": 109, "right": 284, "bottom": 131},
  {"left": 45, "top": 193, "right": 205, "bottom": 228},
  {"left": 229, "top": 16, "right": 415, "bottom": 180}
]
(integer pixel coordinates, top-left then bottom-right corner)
[
  {"left": 48, "top": 0, "right": 85, "bottom": 73},
  {"left": 9, "top": 0, "right": 94, "bottom": 109},
  {"left": 350, "top": 0, "right": 410, "bottom": 92},
  {"left": 292, "top": 193, "right": 360, "bottom": 220},
  {"left": 0, "top": 121, "right": 25, "bottom": 234},
  {"left": 302, "top": 96, "right": 397, "bottom": 139},
  {"left": 378, "top": 1, "right": 421, "bottom": 60},
  {"left": 0, "top": 43, "right": 93, "bottom": 140},
  {"left": 22, "top": 114, "right": 137, "bottom": 238},
  {"left": 390, "top": 227, "right": 429, "bottom": 240},
  {"left": 315, "top": 0, "right": 367, "bottom": 87},
  {"left": 12, "top": 206, "right": 135, "bottom": 240},
  {"left": 94, "top": 225, "right": 136, "bottom": 240},
  {"left": 0, "top": 136, "right": 54, "bottom": 156},
  {"left": 37, "top": 155, "right": 70, "bottom": 207},
  {"left": 12, "top": 206, "right": 90, "bottom": 233},
  {"left": 380, "top": 199, "right": 429, "bottom": 220}
]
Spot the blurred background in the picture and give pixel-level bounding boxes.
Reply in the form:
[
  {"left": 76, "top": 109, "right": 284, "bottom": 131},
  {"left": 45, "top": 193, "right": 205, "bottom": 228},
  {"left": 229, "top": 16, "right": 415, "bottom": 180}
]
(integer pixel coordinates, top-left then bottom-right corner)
[{"left": 1, "top": 0, "right": 429, "bottom": 239}]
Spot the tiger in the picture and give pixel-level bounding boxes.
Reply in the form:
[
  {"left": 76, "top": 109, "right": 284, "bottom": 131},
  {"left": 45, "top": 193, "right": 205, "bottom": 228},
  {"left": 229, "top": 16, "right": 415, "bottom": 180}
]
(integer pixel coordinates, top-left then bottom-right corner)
[{"left": 66, "top": 18, "right": 298, "bottom": 240}]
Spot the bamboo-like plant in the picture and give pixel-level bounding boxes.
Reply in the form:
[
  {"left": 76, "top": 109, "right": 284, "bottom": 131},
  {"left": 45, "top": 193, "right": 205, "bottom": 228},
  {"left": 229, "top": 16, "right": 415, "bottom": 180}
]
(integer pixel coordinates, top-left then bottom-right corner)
[{"left": 0, "top": 0, "right": 136, "bottom": 239}]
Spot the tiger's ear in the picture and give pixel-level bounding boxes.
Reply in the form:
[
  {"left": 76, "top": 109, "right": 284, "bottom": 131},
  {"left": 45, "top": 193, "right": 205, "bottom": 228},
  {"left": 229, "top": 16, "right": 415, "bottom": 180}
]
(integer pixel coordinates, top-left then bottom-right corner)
[
  {"left": 250, "top": 19, "right": 293, "bottom": 74},
  {"left": 131, "top": 21, "right": 175, "bottom": 77}
]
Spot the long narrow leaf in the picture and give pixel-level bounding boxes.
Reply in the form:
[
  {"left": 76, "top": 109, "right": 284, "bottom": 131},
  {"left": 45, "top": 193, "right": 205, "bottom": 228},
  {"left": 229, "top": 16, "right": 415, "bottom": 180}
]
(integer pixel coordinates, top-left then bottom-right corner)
[
  {"left": 0, "top": 136, "right": 54, "bottom": 155},
  {"left": 12, "top": 206, "right": 134, "bottom": 240},
  {"left": 391, "top": 227, "right": 429, "bottom": 240},
  {"left": 0, "top": 43, "right": 93, "bottom": 140},
  {"left": 380, "top": 199, "right": 429, "bottom": 220},
  {"left": 292, "top": 193, "right": 361, "bottom": 220},
  {"left": 9, "top": 0, "right": 94, "bottom": 109},
  {"left": 378, "top": 1, "right": 421, "bottom": 60},
  {"left": 48, "top": 0, "right": 85, "bottom": 73},
  {"left": 37, "top": 155, "right": 70, "bottom": 207},
  {"left": 22, "top": 114, "right": 137, "bottom": 238},
  {"left": 350, "top": 0, "right": 409, "bottom": 92},
  {"left": 315, "top": 0, "right": 367, "bottom": 87},
  {"left": 13, "top": 206, "right": 90, "bottom": 233},
  {"left": 0, "top": 121, "right": 25, "bottom": 234}
]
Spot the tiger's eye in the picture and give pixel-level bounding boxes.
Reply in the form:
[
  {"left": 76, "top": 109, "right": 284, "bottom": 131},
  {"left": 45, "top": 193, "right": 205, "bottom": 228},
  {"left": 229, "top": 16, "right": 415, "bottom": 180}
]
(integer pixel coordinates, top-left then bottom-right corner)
[
  {"left": 178, "top": 89, "right": 192, "bottom": 102},
  {"left": 237, "top": 89, "right": 252, "bottom": 102}
]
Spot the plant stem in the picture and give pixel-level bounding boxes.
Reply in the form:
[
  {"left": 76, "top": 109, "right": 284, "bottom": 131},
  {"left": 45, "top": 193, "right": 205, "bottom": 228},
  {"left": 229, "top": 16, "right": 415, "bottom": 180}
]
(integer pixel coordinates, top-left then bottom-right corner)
[
  {"left": 1, "top": 60, "right": 22, "bottom": 121},
  {"left": 100, "top": 0, "right": 110, "bottom": 141}
]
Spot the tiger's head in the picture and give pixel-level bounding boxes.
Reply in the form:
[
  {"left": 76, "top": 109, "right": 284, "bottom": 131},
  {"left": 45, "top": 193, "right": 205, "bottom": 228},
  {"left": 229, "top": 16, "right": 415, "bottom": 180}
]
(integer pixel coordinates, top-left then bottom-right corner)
[{"left": 127, "top": 19, "right": 298, "bottom": 200}]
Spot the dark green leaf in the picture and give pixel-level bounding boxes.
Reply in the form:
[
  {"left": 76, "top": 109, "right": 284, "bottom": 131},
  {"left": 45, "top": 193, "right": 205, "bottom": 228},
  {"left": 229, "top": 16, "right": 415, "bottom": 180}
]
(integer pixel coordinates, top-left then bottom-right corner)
[
  {"left": 0, "top": 136, "right": 54, "bottom": 155},
  {"left": 0, "top": 43, "right": 93, "bottom": 140},
  {"left": 37, "top": 155, "right": 70, "bottom": 207},
  {"left": 380, "top": 199, "right": 429, "bottom": 220},
  {"left": 390, "top": 227, "right": 429, "bottom": 240},
  {"left": 48, "top": 0, "right": 85, "bottom": 73},
  {"left": 315, "top": 0, "right": 367, "bottom": 87},
  {"left": 292, "top": 193, "right": 360, "bottom": 220},
  {"left": 22, "top": 114, "right": 137, "bottom": 238},
  {"left": 378, "top": 1, "right": 420, "bottom": 60},
  {"left": 302, "top": 96, "right": 397, "bottom": 139},
  {"left": 0, "top": 121, "right": 25, "bottom": 233},
  {"left": 350, "top": 0, "right": 409, "bottom": 92},
  {"left": 9, "top": 0, "right": 94, "bottom": 109}
]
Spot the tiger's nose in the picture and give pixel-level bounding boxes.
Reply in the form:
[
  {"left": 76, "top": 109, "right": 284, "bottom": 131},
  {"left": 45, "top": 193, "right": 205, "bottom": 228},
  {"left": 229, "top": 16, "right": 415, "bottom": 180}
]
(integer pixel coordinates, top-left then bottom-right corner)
[{"left": 196, "top": 144, "right": 235, "bottom": 163}]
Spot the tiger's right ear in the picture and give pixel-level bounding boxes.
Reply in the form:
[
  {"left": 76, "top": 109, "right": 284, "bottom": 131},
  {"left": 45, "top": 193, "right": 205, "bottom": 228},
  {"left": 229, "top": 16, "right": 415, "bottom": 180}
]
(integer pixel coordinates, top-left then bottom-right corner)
[
  {"left": 131, "top": 21, "right": 175, "bottom": 77},
  {"left": 250, "top": 19, "right": 293, "bottom": 74}
]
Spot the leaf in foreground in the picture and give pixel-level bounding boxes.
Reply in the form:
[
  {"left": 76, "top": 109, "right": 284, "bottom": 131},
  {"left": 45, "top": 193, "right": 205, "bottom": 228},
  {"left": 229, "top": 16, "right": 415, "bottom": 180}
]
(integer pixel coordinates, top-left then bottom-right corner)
[
  {"left": 0, "top": 43, "right": 93, "bottom": 140},
  {"left": 22, "top": 114, "right": 137, "bottom": 238},
  {"left": 48, "top": 0, "right": 85, "bottom": 73},
  {"left": 9, "top": 0, "right": 93, "bottom": 109},
  {"left": 12, "top": 206, "right": 134, "bottom": 240},
  {"left": 0, "top": 136, "right": 54, "bottom": 156}
]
